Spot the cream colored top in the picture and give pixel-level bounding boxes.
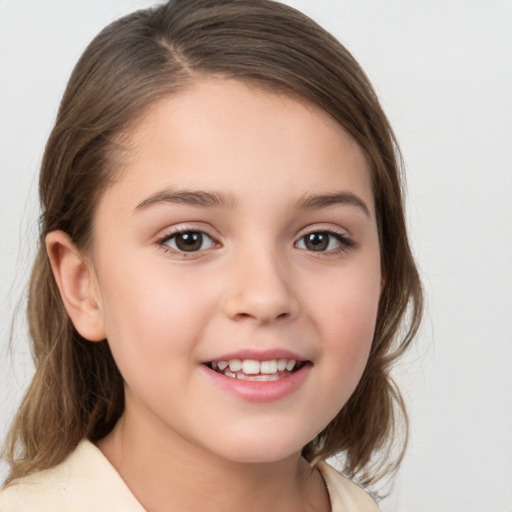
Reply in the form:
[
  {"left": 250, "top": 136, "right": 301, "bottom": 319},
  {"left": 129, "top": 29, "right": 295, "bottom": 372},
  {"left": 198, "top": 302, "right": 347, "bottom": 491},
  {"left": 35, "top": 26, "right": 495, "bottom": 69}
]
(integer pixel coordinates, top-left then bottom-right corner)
[{"left": 0, "top": 440, "right": 379, "bottom": 511}]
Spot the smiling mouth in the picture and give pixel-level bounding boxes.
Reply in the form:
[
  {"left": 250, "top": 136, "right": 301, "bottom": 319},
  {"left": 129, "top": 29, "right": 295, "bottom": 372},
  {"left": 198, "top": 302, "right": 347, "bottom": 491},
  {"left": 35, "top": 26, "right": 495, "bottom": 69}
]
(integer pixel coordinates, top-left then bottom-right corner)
[{"left": 205, "top": 358, "right": 307, "bottom": 382}]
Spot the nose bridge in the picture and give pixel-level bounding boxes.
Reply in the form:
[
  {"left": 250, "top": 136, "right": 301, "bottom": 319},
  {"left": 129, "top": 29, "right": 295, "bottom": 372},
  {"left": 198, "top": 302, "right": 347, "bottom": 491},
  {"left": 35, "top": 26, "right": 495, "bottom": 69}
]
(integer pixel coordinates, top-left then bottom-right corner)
[{"left": 223, "top": 239, "right": 298, "bottom": 323}]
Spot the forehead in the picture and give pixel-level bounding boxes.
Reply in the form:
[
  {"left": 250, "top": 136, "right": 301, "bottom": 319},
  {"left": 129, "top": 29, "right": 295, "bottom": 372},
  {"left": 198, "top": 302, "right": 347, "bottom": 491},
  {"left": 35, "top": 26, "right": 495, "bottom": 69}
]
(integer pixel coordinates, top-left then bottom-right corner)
[{"left": 104, "top": 78, "right": 373, "bottom": 215}]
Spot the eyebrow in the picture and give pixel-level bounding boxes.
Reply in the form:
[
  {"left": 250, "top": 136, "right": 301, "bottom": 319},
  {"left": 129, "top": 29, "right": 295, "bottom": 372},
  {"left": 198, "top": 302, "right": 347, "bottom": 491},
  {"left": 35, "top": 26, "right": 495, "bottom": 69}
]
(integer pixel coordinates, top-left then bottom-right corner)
[
  {"left": 135, "top": 188, "right": 238, "bottom": 211},
  {"left": 295, "top": 191, "right": 371, "bottom": 217},
  {"left": 135, "top": 187, "right": 371, "bottom": 218}
]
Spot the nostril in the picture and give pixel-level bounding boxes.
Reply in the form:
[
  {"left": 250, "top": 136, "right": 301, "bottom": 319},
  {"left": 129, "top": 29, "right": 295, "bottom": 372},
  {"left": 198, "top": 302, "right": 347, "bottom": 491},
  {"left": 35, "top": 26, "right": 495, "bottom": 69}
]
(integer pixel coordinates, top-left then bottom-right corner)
[
  {"left": 222, "top": 282, "right": 299, "bottom": 323},
  {"left": 233, "top": 310, "right": 291, "bottom": 323},
  {"left": 234, "top": 312, "right": 252, "bottom": 320}
]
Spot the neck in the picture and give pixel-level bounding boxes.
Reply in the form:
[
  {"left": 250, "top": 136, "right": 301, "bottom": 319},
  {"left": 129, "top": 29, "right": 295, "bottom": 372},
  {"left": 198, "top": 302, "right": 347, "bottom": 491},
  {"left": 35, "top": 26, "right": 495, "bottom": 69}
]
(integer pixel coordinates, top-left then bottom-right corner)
[{"left": 96, "top": 406, "right": 329, "bottom": 512}]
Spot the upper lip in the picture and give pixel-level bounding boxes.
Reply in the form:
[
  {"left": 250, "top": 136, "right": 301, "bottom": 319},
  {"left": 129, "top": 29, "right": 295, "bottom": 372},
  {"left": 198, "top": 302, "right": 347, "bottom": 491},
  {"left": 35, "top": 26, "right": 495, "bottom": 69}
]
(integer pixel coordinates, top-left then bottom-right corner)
[{"left": 203, "top": 349, "right": 308, "bottom": 364}]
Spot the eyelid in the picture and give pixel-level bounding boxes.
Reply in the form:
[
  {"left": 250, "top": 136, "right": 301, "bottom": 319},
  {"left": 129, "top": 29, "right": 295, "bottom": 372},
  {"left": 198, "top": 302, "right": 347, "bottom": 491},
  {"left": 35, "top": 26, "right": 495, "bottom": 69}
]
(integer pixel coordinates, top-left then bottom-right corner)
[
  {"left": 296, "top": 224, "right": 352, "bottom": 240},
  {"left": 294, "top": 226, "right": 356, "bottom": 253},
  {"left": 155, "top": 224, "right": 221, "bottom": 255},
  {"left": 155, "top": 222, "right": 218, "bottom": 240}
]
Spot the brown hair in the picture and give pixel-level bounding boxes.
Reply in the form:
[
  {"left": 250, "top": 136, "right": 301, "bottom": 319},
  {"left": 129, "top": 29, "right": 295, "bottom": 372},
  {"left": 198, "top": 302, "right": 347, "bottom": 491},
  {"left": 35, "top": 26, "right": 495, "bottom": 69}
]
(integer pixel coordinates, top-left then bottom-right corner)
[{"left": 3, "top": 0, "right": 422, "bottom": 491}]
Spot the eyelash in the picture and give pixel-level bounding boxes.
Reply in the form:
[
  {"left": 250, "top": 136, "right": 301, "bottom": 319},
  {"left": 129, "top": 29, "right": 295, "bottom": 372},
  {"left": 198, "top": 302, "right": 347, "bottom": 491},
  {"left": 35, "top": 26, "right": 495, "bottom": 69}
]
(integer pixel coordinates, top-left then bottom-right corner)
[
  {"left": 156, "top": 227, "right": 218, "bottom": 256},
  {"left": 155, "top": 227, "right": 355, "bottom": 256},
  {"left": 294, "top": 229, "right": 355, "bottom": 255}
]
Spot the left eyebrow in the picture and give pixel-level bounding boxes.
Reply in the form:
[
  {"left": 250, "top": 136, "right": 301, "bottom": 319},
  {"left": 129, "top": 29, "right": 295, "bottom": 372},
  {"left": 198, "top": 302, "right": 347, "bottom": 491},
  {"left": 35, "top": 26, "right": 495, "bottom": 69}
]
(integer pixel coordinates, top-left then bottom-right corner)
[{"left": 295, "top": 191, "right": 371, "bottom": 218}]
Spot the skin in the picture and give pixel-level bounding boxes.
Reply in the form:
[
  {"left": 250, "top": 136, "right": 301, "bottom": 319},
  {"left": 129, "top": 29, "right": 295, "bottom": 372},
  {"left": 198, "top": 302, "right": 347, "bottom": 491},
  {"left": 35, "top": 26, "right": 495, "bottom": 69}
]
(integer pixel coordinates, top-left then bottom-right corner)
[{"left": 47, "top": 79, "right": 382, "bottom": 512}]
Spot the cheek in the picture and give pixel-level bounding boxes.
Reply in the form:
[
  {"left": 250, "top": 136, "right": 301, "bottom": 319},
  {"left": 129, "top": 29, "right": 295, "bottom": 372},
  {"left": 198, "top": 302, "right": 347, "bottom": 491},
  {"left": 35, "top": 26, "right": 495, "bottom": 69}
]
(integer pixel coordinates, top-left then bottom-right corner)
[
  {"left": 312, "top": 264, "right": 381, "bottom": 373},
  {"left": 97, "top": 260, "right": 212, "bottom": 366}
]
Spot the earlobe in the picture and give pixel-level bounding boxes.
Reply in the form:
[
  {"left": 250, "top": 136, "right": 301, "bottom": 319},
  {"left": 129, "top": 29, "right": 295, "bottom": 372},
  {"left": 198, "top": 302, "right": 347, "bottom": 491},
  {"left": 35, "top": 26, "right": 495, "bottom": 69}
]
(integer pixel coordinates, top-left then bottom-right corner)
[
  {"left": 380, "top": 264, "right": 387, "bottom": 294},
  {"left": 45, "top": 230, "right": 106, "bottom": 342},
  {"left": 381, "top": 274, "right": 386, "bottom": 293}
]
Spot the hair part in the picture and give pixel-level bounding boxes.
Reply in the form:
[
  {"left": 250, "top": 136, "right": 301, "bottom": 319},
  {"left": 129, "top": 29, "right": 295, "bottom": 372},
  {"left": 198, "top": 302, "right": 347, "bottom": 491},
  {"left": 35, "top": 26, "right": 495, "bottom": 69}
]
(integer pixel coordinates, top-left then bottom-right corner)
[{"left": 4, "top": 0, "right": 422, "bottom": 492}]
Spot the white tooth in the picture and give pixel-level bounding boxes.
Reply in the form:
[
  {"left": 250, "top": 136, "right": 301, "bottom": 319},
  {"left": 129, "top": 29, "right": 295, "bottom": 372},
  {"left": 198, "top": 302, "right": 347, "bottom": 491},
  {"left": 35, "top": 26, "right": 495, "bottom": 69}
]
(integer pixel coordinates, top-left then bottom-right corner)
[
  {"left": 236, "top": 372, "right": 249, "bottom": 380},
  {"left": 223, "top": 369, "right": 237, "bottom": 379},
  {"left": 211, "top": 362, "right": 218, "bottom": 370},
  {"left": 286, "top": 360, "right": 296, "bottom": 371},
  {"left": 217, "top": 361, "right": 228, "bottom": 371},
  {"left": 256, "top": 373, "right": 281, "bottom": 381},
  {"left": 277, "top": 359, "right": 287, "bottom": 371},
  {"left": 228, "top": 359, "right": 242, "bottom": 372},
  {"left": 260, "top": 360, "right": 278, "bottom": 374},
  {"left": 242, "top": 360, "right": 260, "bottom": 375}
]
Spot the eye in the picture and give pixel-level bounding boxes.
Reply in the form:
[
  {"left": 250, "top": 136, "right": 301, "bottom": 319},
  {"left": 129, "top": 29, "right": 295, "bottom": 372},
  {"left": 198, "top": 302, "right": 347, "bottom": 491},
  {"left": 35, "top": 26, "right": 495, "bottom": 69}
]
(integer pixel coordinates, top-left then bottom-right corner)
[
  {"left": 295, "top": 231, "right": 352, "bottom": 252},
  {"left": 160, "top": 230, "right": 216, "bottom": 253}
]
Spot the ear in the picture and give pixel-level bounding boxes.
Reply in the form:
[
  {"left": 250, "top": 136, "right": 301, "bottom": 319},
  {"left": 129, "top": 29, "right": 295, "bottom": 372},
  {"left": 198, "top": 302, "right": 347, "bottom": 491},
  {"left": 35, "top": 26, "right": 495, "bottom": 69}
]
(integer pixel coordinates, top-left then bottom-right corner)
[
  {"left": 380, "top": 260, "right": 387, "bottom": 294},
  {"left": 46, "top": 230, "right": 106, "bottom": 342},
  {"left": 380, "top": 271, "right": 387, "bottom": 293}
]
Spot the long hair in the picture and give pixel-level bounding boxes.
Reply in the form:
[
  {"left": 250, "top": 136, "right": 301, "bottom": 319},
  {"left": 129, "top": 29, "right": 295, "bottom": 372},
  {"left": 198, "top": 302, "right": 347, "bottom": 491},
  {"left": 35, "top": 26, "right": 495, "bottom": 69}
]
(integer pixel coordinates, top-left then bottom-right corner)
[{"left": 3, "top": 0, "right": 422, "bottom": 489}]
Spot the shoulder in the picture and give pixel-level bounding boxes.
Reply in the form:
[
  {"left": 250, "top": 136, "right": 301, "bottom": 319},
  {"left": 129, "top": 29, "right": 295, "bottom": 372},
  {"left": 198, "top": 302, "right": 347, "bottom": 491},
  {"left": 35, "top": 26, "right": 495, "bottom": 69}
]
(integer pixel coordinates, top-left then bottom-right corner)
[
  {"left": 0, "top": 440, "right": 145, "bottom": 512},
  {"left": 314, "top": 460, "right": 380, "bottom": 512}
]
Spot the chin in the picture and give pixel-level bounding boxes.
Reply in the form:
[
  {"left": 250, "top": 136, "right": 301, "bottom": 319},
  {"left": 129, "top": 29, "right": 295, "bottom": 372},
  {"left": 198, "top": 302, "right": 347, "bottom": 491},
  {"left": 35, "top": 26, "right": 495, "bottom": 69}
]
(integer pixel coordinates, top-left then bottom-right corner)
[{"left": 208, "top": 428, "right": 313, "bottom": 465}]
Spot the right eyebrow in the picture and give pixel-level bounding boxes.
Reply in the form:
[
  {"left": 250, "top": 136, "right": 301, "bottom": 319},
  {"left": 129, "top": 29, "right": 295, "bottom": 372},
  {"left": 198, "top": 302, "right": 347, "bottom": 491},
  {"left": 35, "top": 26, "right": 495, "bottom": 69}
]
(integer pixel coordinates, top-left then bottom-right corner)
[{"left": 134, "top": 188, "right": 238, "bottom": 212}]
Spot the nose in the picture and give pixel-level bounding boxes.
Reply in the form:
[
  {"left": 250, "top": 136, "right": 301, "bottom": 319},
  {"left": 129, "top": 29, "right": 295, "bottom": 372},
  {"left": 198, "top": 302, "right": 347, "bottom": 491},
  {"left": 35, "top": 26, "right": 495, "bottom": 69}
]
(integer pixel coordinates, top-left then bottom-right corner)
[{"left": 222, "top": 250, "right": 299, "bottom": 324}]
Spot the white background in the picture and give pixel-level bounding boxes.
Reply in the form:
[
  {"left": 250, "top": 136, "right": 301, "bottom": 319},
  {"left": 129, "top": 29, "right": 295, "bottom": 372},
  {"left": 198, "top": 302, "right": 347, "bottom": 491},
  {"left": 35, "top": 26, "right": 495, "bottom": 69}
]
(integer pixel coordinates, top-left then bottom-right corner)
[{"left": 1, "top": 1, "right": 511, "bottom": 511}]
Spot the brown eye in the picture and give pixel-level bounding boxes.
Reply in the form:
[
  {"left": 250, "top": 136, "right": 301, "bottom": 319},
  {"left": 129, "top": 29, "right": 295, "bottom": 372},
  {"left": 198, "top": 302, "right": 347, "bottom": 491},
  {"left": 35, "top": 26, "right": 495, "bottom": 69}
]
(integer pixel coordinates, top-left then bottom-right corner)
[
  {"left": 304, "top": 233, "right": 329, "bottom": 251},
  {"left": 295, "top": 231, "right": 349, "bottom": 252},
  {"left": 163, "top": 231, "right": 215, "bottom": 252}
]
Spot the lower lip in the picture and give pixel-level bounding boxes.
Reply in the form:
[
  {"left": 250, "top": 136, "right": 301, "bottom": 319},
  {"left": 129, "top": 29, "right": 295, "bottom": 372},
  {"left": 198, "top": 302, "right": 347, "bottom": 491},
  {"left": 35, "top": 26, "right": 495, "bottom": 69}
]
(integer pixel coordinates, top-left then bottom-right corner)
[{"left": 200, "top": 364, "right": 311, "bottom": 403}]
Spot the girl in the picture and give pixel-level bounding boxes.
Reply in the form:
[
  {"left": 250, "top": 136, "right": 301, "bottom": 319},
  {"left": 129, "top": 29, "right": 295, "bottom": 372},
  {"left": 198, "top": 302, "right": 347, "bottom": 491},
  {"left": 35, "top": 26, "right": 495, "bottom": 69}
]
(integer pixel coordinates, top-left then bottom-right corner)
[{"left": 0, "top": 0, "right": 422, "bottom": 510}]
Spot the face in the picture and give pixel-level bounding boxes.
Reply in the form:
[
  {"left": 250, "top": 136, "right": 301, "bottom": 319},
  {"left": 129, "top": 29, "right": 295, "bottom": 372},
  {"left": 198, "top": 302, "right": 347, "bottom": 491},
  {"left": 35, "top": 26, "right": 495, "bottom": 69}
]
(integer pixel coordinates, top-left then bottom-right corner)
[{"left": 87, "top": 79, "right": 381, "bottom": 464}]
